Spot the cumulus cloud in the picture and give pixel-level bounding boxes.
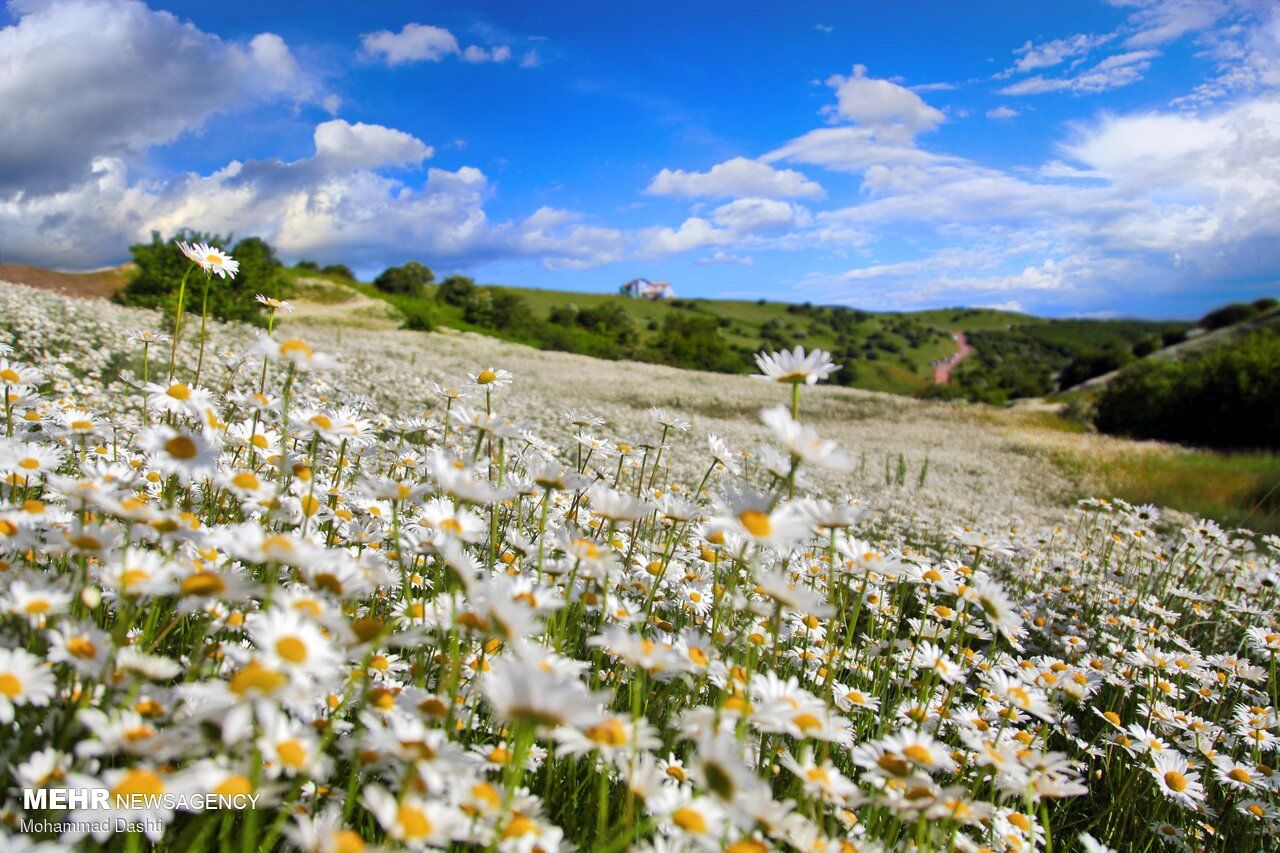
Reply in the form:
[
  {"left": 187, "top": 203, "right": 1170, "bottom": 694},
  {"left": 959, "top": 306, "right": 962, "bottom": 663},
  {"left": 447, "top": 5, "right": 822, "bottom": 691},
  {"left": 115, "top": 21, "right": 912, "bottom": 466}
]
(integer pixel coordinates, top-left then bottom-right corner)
[
  {"left": 823, "top": 65, "right": 945, "bottom": 138},
  {"left": 987, "top": 106, "right": 1020, "bottom": 119},
  {"left": 646, "top": 157, "right": 824, "bottom": 199},
  {"left": 0, "top": 0, "right": 319, "bottom": 193},
  {"left": 0, "top": 118, "right": 627, "bottom": 271},
  {"left": 360, "top": 23, "right": 460, "bottom": 64},
  {"left": 696, "top": 251, "right": 754, "bottom": 266},
  {"left": 359, "top": 22, "right": 514, "bottom": 67}
]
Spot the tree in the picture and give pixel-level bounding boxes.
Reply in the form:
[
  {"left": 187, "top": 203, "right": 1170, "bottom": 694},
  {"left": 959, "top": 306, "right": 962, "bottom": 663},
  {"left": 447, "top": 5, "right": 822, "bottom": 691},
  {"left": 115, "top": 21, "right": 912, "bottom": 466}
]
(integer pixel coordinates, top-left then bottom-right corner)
[
  {"left": 1094, "top": 329, "right": 1280, "bottom": 449},
  {"left": 436, "top": 275, "right": 476, "bottom": 307},
  {"left": 116, "top": 230, "right": 284, "bottom": 326},
  {"left": 321, "top": 264, "right": 355, "bottom": 281},
  {"left": 1199, "top": 301, "right": 1258, "bottom": 331},
  {"left": 373, "top": 261, "right": 434, "bottom": 295}
]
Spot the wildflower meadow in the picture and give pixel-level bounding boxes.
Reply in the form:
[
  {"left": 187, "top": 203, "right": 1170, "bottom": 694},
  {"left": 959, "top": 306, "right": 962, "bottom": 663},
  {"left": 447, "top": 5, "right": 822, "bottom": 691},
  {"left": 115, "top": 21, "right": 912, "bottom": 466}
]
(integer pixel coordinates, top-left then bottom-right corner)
[{"left": 0, "top": 245, "right": 1277, "bottom": 852}]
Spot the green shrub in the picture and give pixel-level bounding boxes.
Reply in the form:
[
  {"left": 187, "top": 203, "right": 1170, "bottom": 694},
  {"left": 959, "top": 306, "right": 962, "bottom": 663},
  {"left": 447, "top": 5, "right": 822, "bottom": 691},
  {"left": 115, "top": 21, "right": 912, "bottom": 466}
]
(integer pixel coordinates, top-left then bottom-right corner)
[
  {"left": 436, "top": 275, "right": 476, "bottom": 307},
  {"left": 374, "top": 261, "right": 434, "bottom": 296},
  {"left": 643, "top": 314, "right": 742, "bottom": 373},
  {"left": 1199, "top": 301, "right": 1258, "bottom": 330},
  {"left": 322, "top": 264, "right": 355, "bottom": 281},
  {"left": 1093, "top": 329, "right": 1280, "bottom": 449},
  {"left": 399, "top": 301, "right": 436, "bottom": 331},
  {"left": 117, "top": 230, "right": 283, "bottom": 326},
  {"left": 1059, "top": 347, "right": 1132, "bottom": 389}
]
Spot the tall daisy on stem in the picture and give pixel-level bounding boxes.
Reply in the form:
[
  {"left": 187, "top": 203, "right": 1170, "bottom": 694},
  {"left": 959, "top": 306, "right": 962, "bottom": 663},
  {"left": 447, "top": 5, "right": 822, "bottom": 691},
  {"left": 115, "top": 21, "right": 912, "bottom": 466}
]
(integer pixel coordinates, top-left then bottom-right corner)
[
  {"left": 179, "top": 241, "right": 238, "bottom": 386},
  {"left": 752, "top": 345, "right": 841, "bottom": 419}
]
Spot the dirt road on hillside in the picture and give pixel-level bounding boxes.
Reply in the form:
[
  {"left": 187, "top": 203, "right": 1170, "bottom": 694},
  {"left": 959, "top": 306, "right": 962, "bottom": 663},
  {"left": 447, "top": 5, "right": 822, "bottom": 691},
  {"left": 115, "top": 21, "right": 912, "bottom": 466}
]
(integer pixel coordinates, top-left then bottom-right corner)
[{"left": 933, "top": 331, "right": 973, "bottom": 384}]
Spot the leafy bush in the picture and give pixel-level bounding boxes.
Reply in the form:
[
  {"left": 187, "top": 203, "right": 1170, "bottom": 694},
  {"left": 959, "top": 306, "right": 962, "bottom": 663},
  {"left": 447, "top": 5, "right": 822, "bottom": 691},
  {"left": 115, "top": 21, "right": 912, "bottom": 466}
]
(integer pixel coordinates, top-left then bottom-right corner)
[
  {"left": 1199, "top": 301, "right": 1258, "bottom": 331},
  {"left": 374, "top": 261, "right": 434, "bottom": 296},
  {"left": 295, "top": 260, "right": 320, "bottom": 271},
  {"left": 398, "top": 301, "right": 436, "bottom": 332},
  {"left": 1094, "top": 329, "right": 1280, "bottom": 449},
  {"left": 436, "top": 275, "right": 476, "bottom": 307},
  {"left": 117, "top": 230, "right": 283, "bottom": 326},
  {"left": 1058, "top": 347, "right": 1133, "bottom": 389},
  {"left": 643, "top": 314, "right": 743, "bottom": 373},
  {"left": 322, "top": 264, "right": 355, "bottom": 281}
]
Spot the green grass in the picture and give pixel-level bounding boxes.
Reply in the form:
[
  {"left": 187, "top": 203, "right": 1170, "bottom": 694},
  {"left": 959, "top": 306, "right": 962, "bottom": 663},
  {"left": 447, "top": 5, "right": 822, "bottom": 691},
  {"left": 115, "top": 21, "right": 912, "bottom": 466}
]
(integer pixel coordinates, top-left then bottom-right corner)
[
  {"left": 1058, "top": 446, "right": 1280, "bottom": 534},
  {"left": 279, "top": 266, "right": 1185, "bottom": 401}
]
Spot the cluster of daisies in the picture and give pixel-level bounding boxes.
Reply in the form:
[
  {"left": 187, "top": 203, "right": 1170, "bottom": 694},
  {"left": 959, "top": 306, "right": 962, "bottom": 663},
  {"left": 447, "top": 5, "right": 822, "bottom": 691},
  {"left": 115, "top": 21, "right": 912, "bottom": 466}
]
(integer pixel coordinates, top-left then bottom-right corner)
[{"left": 0, "top": 245, "right": 1276, "bottom": 852}]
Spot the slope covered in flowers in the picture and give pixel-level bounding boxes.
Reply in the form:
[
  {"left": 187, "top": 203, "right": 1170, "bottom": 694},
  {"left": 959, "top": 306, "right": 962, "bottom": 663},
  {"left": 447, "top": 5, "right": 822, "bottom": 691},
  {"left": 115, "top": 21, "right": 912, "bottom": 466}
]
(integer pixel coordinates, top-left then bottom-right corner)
[{"left": 0, "top": 278, "right": 1277, "bottom": 851}]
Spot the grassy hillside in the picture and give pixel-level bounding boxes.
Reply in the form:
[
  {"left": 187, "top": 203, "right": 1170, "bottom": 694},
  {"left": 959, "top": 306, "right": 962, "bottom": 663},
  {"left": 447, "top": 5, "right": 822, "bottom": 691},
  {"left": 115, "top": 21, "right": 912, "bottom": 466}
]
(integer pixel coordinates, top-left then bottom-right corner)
[{"left": 279, "top": 266, "right": 1185, "bottom": 400}]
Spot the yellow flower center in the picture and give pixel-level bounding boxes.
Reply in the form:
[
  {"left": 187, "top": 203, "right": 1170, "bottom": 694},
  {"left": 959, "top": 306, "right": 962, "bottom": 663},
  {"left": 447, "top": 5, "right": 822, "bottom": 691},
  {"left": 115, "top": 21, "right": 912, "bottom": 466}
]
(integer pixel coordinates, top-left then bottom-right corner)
[
  {"left": 166, "top": 383, "right": 191, "bottom": 401},
  {"left": 276, "top": 739, "right": 308, "bottom": 768},
  {"left": 67, "top": 636, "right": 97, "bottom": 659},
  {"left": 275, "top": 636, "right": 309, "bottom": 664},
  {"left": 585, "top": 718, "right": 630, "bottom": 746},
  {"left": 476, "top": 369, "right": 497, "bottom": 385},
  {"left": 164, "top": 435, "right": 198, "bottom": 460},
  {"left": 0, "top": 673, "right": 22, "bottom": 698},
  {"left": 180, "top": 571, "right": 226, "bottom": 597},
  {"left": 110, "top": 769, "right": 165, "bottom": 803},
  {"left": 672, "top": 806, "right": 708, "bottom": 834},
  {"left": 1164, "top": 771, "right": 1188, "bottom": 792},
  {"left": 213, "top": 775, "right": 253, "bottom": 798},
  {"left": 229, "top": 661, "right": 287, "bottom": 697},
  {"left": 738, "top": 509, "right": 771, "bottom": 537},
  {"left": 279, "top": 339, "right": 314, "bottom": 358},
  {"left": 397, "top": 804, "right": 433, "bottom": 840},
  {"left": 902, "top": 744, "right": 933, "bottom": 764}
]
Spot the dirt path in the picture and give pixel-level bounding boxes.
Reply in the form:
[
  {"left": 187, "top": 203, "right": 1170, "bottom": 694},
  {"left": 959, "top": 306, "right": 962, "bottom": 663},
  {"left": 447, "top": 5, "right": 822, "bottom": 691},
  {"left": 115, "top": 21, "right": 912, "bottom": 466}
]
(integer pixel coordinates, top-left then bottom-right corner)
[
  {"left": 0, "top": 263, "right": 131, "bottom": 299},
  {"left": 933, "top": 331, "right": 973, "bottom": 384}
]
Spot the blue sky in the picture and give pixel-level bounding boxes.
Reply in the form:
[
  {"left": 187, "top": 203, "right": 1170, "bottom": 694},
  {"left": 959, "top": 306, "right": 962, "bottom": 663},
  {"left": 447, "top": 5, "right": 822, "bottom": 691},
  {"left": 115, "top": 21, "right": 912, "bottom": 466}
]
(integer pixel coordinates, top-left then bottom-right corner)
[{"left": 2, "top": 1, "right": 1278, "bottom": 318}]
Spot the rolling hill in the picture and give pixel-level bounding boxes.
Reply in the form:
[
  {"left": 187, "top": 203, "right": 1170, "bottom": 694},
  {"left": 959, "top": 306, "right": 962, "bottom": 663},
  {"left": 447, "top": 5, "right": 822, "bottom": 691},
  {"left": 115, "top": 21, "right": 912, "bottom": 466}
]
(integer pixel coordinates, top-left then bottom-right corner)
[{"left": 0, "top": 260, "right": 1190, "bottom": 402}]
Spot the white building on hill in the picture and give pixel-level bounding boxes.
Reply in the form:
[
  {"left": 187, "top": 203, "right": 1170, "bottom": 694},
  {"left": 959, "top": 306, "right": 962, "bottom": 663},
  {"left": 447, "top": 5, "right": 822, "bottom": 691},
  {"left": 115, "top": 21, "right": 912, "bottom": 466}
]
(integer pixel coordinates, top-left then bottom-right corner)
[{"left": 620, "top": 278, "right": 674, "bottom": 299}]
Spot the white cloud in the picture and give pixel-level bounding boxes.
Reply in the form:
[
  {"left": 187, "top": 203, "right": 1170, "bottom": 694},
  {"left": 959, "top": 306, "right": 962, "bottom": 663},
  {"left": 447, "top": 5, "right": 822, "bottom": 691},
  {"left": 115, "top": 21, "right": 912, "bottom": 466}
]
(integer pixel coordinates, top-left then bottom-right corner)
[
  {"left": 0, "top": 118, "right": 628, "bottom": 271},
  {"left": 360, "top": 23, "right": 459, "bottom": 65},
  {"left": 696, "top": 251, "right": 754, "bottom": 266},
  {"left": 1000, "top": 50, "right": 1159, "bottom": 94},
  {"left": 0, "top": 0, "right": 319, "bottom": 193},
  {"left": 462, "top": 44, "right": 513, "bottom": 64},
  {"left": 764, "top": 127, "right": 957, "bottom": 174},
  {"left": 311, "top": 121, "right": 434, "bottom": 172},
  {"left": 824, "top": 65, "right": 945, "bottom": 138},
  {"left": 987, "top": 106, "right": 1020, "bottom": 119},
  {"left": 519, "top": 49, "right": 542, "bottom": 68},
  {"left": 1112, "top": 0, "right": 1229, "bottom": 48},
  {"left": 1006, "top": 33, "right": 1112, "bottom": 75},
  {"left": 646, "top": 157, "right": 824, "bottom": 199},
  {"left": 710, "top": 198, "right": 806, "bottom": 233},
  {"left": 360, "top": 22, "right": 517, "bottom": 67}
]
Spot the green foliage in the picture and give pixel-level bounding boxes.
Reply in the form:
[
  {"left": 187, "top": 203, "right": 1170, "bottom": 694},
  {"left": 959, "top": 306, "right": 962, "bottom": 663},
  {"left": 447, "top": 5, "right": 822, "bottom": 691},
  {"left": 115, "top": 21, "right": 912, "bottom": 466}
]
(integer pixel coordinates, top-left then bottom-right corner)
[
  {"left": 1198, "top": 301, "right": 1259, "bottom": 330},
  {"left": 549, "top": 302, "right": 637, "bottom": 343},
  {"left": 117, "top": 230, "right": 283, "bottom": 326},
  {"left": 1094, "top": 329, "right": 1280, "bottom": 450},
  {"left": 950, "top": 318, "right": 1187, "bottom": 402},
  {"left": 374, "top": 261, "right": 434, "bottom": 296},
  {"left": 321, "top": 264, "right": 355, "bottom": 281},
  {"left": 436, "top": 275, "right": 477, "bottom": 307},
  {"left": 642, "top": 314, "right": 745, "bottom": 373},
  {"left": 1059, "top": 346, "right": 1133, "bottom": 389},
  {"left": 295, "top": 260, "right": 320, "bottom": 271}
]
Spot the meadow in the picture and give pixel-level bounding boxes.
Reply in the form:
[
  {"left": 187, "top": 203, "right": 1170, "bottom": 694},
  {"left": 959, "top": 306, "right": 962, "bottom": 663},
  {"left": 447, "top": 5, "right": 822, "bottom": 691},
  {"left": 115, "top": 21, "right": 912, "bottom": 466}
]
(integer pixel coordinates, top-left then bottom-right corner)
[{"left": 0, "top": 250, "right": 1276, "bottom": 852}]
